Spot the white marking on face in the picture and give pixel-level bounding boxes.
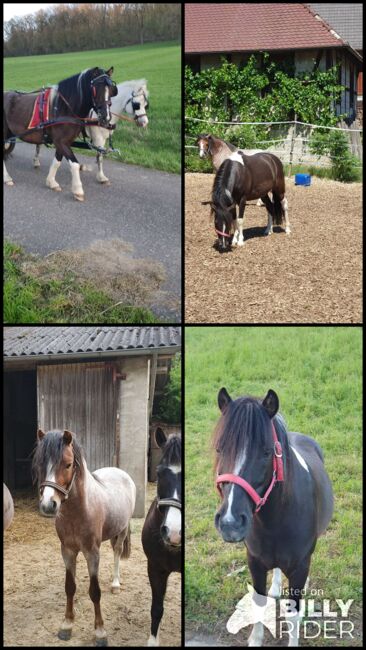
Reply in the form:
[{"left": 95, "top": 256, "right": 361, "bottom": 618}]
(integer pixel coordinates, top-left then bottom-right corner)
[
  {"left": 164, "top": 489, "right": 181, "bottom": 544},
  {"left": 168, "top": 464, "right": 181, "bottom": 474},
  {"left": 105, "top": 87, "right": 110, "bottom": 121},
  {"left": 224, "top": 447, "right": 247, "bottom": 523},
  {"left": 40, "top": 461, "right": 62, "bottom": 512},
  {"left": 199, "top": 141, "right": 206, "bottom": 158},
  {"left": 290, "top": 445, "right": 309, "bottom": 472}
]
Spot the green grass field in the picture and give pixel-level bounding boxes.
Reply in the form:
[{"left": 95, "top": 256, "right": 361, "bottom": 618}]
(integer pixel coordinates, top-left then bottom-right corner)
[
  {"left": 185, "top": 326, "right": 362, "bottom": 645},
  {"left": 4, "top": 41, "right": 181, "bottom": 173}
]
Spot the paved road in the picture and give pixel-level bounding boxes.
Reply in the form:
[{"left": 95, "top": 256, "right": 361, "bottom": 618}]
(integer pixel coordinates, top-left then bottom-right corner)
[{"left": 4, "top": 143, "right": 181, "bottom": 321}]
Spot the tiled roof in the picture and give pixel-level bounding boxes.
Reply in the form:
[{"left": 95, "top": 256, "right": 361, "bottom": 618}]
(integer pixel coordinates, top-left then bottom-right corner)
[
  {"left": 4, "top": 327, "right": 181, "bottom": 358},
  {"left": 308, "top": 4, "right": 363, "bottom": 50},
  {"left": 185, "top": 3, "right": 351, "bottom": 54}
]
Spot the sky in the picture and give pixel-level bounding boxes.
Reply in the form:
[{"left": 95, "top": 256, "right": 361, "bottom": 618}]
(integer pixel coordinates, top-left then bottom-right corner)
[{"left": 4, "top": 3, "right": 61, "bottom": 22}]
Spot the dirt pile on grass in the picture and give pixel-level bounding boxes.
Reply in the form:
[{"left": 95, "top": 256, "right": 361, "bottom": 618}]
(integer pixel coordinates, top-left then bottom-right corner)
[{"left": 23, "top": 239, "right": 166, "bottom": 309}]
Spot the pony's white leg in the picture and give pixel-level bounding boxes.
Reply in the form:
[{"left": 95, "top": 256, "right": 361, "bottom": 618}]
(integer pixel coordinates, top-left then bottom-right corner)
[
  {"left": 237, "top": 217, "right": 245, "bottom": 246},
  {"left": 69, "top": 160, "right": 84, "bottom": 201},
  {"left": 264, "top": 210, "right": 273, "bottom": 236},
  {"left": 268, "top": 568, "right": 282, "bottom": 598},
  {"left": 3, "top": 161, "right": 14, "bottom": 186},
  {"left": 248, "top": 621, "right": 264, "bottom": 647},
  {"left": 232, "top": 219, "right": 239, "bottom": 245},
  {"left": 96, "top": 153, "right": 110, "bottom": 184},
  {"left": 58, "top": 546, "right": 78, "bottom": 641},
  {"left": 282, "top": 197, "right": 291, "bottom": 234},
  {"left": 46, "top": 157, "right": 62, "bottom": 191},
  {"left": 33, "top": 145, "right": 41, "bottom": 168},
  {"left": 148, "top": 632, "right": 160, "bottom": 646},
  {"left": 257, "top": 198, "right": 264, "bottom": 206},
  {"left": 110, "top": 533, "right": 123, "bottom": 594}
]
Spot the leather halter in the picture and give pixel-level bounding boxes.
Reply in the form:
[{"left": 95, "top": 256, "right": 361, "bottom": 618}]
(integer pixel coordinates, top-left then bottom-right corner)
[
  {"left": 39, "top": 458, "right": 80, "bottom": 501},
  {"left": 216, "top": 422, "right": 284, "bottom": 513},
  {"left": 157, "top": 497, "right": 181, "bottom": 510}
]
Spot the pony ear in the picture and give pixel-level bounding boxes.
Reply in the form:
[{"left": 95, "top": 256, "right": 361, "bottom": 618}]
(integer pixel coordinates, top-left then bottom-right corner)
[
  {"left": 218, "top": 387, "right": 232, "bottom": 412},
  {"left": 37, "top": 429, "right": 45, "bottom": 441},
  {"left": 63, "top": 430, "right": 74, "bottom": 445},
  {"left": 262, "top": 390, "right": 279, "bottom": 419},
  {"left": 106, "top": 67, "right": 114, "bottom": 76},
  {"left": 155, "top": 427, "right": 168, "bottom": 449}
]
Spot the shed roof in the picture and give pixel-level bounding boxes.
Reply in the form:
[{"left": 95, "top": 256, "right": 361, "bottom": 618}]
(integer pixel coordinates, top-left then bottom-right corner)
[
  {"left": 4, "top": 327, "right": 181, "bottom": 358},
  {"left": 185, "top": 3, "right": 361, "bottom": 58},
  {"left": 307, "top": 4, "right": 363, "bottom": 51}
]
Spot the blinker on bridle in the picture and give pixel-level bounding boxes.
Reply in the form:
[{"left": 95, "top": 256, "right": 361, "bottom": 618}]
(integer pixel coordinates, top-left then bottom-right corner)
[
  {"left": 216, "top": 422, "right": 284, "bottom": 513},
  {"left": 39, "top": 456, "right": 80, "bottom": 501}
]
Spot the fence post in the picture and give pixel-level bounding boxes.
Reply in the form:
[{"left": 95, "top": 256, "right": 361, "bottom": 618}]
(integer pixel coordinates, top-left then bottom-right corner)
[{"left": 288, "top": 113, "right": 297, "bottom": 177}]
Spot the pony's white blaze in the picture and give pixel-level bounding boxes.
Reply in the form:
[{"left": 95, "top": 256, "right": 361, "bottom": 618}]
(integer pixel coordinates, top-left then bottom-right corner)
[
  {"left": 199, "top": 142, "right": 206, "bottom": 158},
  {"left": 168, "top": 464, "right": 181, "bottom": 474},
  {"left": 164, "top": 488, "right": 181, "bottom": 545},
  {"left": 224, "top": 448, "right": 247, "bottom": 522},
  {"left": 40, "top": 462, "right": 62, "bottom": 514},
  {"left": 290, "top": 446, "right": 309, "bottom": 472},
  {"left": 105, "top": 87, "right": 110, "bottom": 121}
]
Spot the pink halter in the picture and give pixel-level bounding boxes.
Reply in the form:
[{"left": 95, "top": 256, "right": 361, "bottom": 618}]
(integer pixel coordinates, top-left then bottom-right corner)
[{"left": 216, "top": 423, "right": 284, "bottom": 513}]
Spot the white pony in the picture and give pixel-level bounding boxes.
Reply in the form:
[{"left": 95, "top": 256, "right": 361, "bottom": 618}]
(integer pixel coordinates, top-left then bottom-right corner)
[{"left": 33, "top": 79, "right": 149, "bottom": 185}]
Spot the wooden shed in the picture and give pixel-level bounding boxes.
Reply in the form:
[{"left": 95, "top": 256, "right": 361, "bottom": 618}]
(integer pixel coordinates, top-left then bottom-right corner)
[{"left": 3, "top": 326, "right": 181, "bottom": 517}]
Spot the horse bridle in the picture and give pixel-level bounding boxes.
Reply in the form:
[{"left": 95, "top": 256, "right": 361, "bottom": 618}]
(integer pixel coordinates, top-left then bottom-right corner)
[
  {"left": 39, "top": 457, "right": 80, "bottom": 501},
  {"left": 216, "top": 422, "right": 284, "bottom": 513},
  {"left": 124, "top": 89, "right": 149, "bottom": 120},
  {"left": 90, "top": 73, "right": 116, "bottom": 115}
]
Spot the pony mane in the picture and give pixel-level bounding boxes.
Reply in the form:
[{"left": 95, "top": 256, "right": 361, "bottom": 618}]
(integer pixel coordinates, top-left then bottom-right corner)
[
  {"left": 32, "top": 430, "right": 85, "bottom": 485},
  {"left": 213, "top": 395, "right": 292, "bottom": 496},
  {"left": 160, "top": 434, "right": 181, "bottom": 467},
  {"left": 57, "top": 67, "right": 100, "bottom": 116}
]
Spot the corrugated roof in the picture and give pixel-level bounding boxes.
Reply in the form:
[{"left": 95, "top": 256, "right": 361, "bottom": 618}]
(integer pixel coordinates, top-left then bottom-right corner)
[
  {"left": 4, "top": 327, "right": 181, "bottom": 358},
  {"left": 185, "top": 3, "right": 351, "bottom": 54}
]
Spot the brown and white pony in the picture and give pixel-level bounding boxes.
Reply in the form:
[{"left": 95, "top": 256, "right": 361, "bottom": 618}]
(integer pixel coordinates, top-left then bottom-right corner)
[{"left": 32, "top": 429, "right": 136, "bottom": 646}]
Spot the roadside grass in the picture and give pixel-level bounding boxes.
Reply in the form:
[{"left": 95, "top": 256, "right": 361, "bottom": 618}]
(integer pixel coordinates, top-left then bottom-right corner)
[
  {"left": 185, "top": 327, "right": 362, "bottom": 644},
  {"left": 4, "top": 41, "right": 181, "bottom": 173},
  {"left": 4, "top": 240, "right": 160, "bottom": 324}
]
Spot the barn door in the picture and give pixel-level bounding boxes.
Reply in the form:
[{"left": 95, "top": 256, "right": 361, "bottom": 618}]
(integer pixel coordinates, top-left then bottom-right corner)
[{"left": 37, "top": 362, "right": 119, "bottom": 471}]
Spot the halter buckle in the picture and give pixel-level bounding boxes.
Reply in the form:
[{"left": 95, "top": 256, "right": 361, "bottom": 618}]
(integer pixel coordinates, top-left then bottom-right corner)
[{"left": 274, "top": 440, "right": 283, "bottom": 457}]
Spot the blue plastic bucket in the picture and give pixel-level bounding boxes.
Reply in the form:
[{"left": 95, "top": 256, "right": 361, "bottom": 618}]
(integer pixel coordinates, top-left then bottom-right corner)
[{"left": 295, "top": 173, "right": 311, "bottom": 186}]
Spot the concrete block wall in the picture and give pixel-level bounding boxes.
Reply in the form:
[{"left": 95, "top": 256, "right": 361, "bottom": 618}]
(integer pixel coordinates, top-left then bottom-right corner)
[{"left": 119, "top": 356, "right": 149, "bottom": 517}]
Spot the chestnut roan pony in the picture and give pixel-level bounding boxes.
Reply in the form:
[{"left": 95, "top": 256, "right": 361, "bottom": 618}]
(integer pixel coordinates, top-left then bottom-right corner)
[
  {"left": 214, "top": 389, "right": 333, "bottom": 647},
  {"left": 32, "top": 429, "right": 136, "bottom": 646},
  {"left": 205, "top": 152, "right": 291, "bottom": 250},
  {"left": 4, "top": 66, "right": 117, "bottom": 201},
  {"left": 142, "top": 428, "right": 181, "bottom": 646}
]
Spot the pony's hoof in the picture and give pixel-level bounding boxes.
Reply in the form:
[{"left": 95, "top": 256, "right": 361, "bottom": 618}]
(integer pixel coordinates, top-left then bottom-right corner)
[
  {"left": 238, "top": 241, "right": 245, "bottom": 247},
  {"left": 96, "top": 638, "right": 108, "bottom": 647},
  {"left": 33, "top": 162, "right": 41, "bottom": 169},
  {"left": 111, "top": 585, "right": 120, "bottom": 594},
  {"left": 73, "top": 193, "right": 85, "bottom": 202},
  {"left": 264, "top": 230, "right": 273, "bottom": 236},
  {"left": 58, "top": 629, "right": 72, "bottom": 641},
  {"left": 5, "top": 181, "right": 14, "bottom": 186},
  {"left": 101, "top": 180, "right": 111, "bottom": 186},
  {"left": 285, "top": 228, "right": 291, "bottom": 235},
  {"left": 48, "top": 184, "right": 62, "bottom": 192}
]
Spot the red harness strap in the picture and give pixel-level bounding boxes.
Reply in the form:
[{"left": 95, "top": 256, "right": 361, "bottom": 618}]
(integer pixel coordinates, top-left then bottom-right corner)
[
  {"left": 28, "top": 88, "right": 52, "bottom": 130},
  {"left": 216, "top": 423, "right": 284, "bottom": 513}
]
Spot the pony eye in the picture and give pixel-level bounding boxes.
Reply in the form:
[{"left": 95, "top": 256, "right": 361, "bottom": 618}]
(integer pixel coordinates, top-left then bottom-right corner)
[{"left": 66, "top": 463, "right": 72, "bottom": 469}]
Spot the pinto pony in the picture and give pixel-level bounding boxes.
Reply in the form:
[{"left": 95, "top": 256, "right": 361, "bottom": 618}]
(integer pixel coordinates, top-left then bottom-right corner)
[
  {"left": 4, "top": 67, "right": 116, "bottom": 201},
  {"left": 214, "top": 388, "right": 333, "bottom": 646},
  {"left": 32, "top": 429, "right": 136, "bottom": 646},
  {"left": 205, "top": 153, "right": 290, "bottom": 250},
  {"left": 142, "top": 428, "right": 181, "bottom": 646}
]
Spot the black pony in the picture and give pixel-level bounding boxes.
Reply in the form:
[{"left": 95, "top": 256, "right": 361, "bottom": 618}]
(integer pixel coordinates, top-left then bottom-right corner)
[
  {"left": 214, "top": 388, "right": 333, "bottom": 646},
  {"left": 4, "top": 66, "right": 117, "bottom": 201},
  {"left": 205, "top": 152, "right": 291, "bottom": 250},
  {"left": 142, "top": 428, "right": 181, "bottom": 646}
]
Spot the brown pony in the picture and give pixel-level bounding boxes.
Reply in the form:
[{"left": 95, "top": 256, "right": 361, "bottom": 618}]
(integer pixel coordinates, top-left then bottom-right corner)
[
  {"left": 32, "top": 429, "right": 136, "bottom": 646},
  {"left": 4, "top": 67, "right": 117, "bottom": 201}
]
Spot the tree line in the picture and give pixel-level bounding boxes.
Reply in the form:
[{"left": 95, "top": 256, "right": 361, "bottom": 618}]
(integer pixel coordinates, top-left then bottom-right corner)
[{"left": 4, "top": 3, "right": 181, "bottom": 57}]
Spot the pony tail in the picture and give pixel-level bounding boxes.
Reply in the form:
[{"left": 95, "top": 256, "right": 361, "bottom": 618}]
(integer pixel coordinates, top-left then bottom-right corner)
[
  {"left": 272, "top": 193, "right": 285, "bottom": 225},
  {"left": 122, "top": 524, "right": 131, "bottom": 558}
]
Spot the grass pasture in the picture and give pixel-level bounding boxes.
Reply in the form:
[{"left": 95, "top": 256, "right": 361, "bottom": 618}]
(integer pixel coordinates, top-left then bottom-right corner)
[
  {"left": 185, "top": 326, "right": 362, "bottom": 646},
  {"left": 4, "top": 41, "right": 181, "bottom": 173}
]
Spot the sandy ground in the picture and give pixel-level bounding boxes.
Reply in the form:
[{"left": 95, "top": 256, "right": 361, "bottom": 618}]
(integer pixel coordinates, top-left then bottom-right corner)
[
  {"left": 4, "top": 485, "right": 181, "bottom": 647},
  {"left": 185, "top": 174, "right": 362, "bottom": 323}
]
